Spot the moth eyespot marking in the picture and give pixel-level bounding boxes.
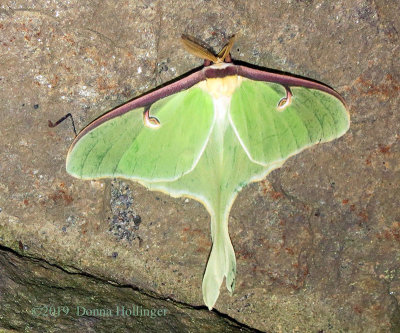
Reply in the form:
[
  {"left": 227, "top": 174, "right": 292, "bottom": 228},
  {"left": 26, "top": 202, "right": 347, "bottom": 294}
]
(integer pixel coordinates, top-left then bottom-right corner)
[
  {"left": 277, "top": 86, "right": 292, "bottom": 111},
  {"left": 143, "top": 108, "right": 161, "bottom": 129}
]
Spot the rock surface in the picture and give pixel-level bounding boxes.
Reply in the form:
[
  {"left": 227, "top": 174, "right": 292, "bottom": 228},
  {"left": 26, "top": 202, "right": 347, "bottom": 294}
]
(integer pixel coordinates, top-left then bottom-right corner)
[{"left": 0, "top": 0, "right": 399, "bottom": 332}]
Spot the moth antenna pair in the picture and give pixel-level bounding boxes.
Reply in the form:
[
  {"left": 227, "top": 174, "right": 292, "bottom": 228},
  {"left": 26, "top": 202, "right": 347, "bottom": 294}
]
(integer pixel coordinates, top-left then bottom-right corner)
[{"left": 181, "top": 34, "right": 236, "bottom": 65}]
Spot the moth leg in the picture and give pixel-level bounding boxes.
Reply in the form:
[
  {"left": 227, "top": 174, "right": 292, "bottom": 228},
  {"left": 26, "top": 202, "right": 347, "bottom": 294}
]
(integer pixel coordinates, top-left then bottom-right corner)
[
  {"left": 143, "top": 107, "right": 161, "bottom": 129},
  {"left": 48, "top": 113, "right": 77, "bottom": 136},
  {"left": 224, "top": 53, "right": 232, "bottom": 63},
  {"left": 277, "top": 86, "right": 292, "bottom": 111}
]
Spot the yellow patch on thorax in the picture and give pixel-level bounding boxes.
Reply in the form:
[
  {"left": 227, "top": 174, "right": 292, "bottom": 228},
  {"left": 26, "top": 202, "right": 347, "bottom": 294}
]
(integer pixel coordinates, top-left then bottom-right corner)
[{"left": 198, "top": 75, "right": 243, "bottom": 99}]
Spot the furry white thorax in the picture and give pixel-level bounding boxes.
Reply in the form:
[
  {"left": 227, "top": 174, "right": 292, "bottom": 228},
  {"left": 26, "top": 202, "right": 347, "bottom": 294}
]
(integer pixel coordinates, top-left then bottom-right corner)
[{"left": 197, "top": 73, "right": 243, "bottom": 100}]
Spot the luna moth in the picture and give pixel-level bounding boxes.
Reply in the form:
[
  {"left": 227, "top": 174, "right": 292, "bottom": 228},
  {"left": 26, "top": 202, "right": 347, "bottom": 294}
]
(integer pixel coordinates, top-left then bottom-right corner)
[{"left": 59, "top": 35, "right": 350, "bottom": 310}]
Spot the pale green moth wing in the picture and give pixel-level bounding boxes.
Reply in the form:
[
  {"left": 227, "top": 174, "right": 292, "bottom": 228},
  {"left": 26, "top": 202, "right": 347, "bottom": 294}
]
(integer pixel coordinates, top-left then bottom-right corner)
[
  {"left": 66, "top": 87, "right": 214, "bottom": 182},
  {"left": 230, "top": 80, "right": 350, "bottom": 165},
  {"left": 54, "top": 35, "right": 350, "bottom": 312}
]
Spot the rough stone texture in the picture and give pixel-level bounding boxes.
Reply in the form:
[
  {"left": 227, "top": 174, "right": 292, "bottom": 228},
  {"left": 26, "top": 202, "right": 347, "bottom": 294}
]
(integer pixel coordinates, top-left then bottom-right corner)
[
  {"left": 0, "top": 247, "right": 256, "bottom": 333},
  {"left": 0, "top": 0, "right": 399, "bottom": 332}
]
